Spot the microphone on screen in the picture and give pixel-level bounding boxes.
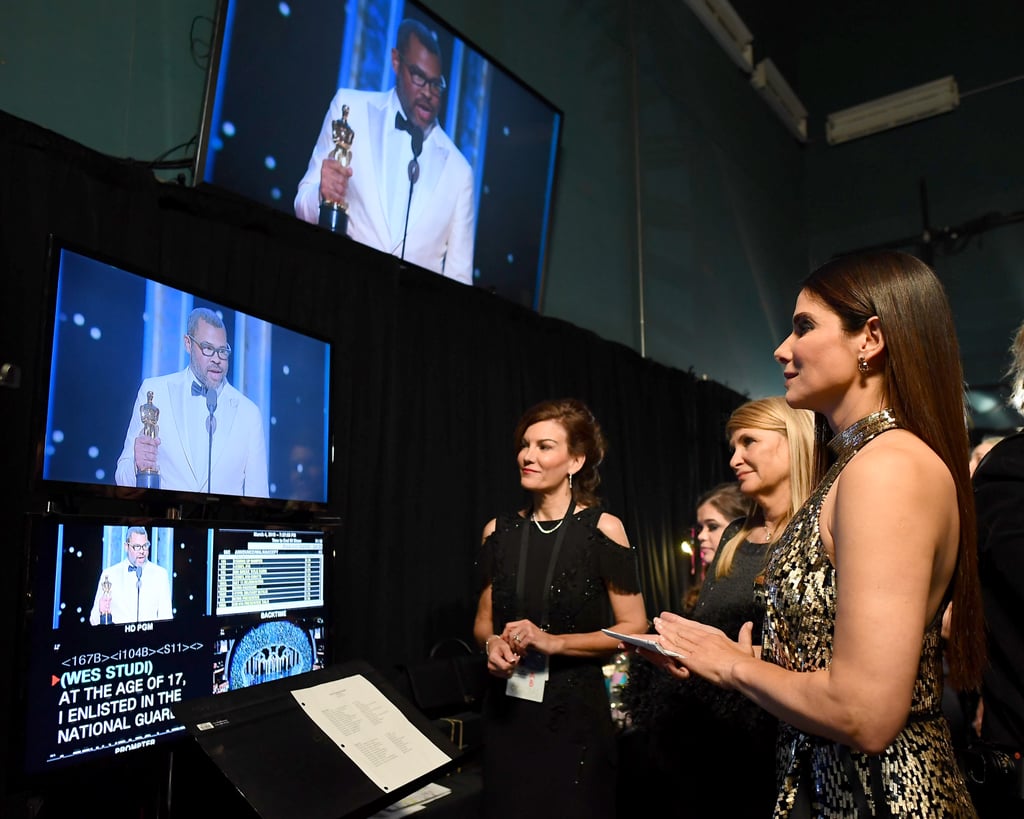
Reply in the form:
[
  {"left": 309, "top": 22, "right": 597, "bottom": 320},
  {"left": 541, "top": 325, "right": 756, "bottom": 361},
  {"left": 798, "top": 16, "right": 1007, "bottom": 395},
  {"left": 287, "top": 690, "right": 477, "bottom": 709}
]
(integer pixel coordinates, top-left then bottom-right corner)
[{"left": 205, "top": 388, "right": 217, "bottom": 492}]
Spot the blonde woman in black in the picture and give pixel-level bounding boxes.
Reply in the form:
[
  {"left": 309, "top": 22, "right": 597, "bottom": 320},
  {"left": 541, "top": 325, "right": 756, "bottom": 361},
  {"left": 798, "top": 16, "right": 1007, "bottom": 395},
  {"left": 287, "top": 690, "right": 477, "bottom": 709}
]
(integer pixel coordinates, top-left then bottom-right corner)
[{"left": 622, "top": 396, "right": 814, "bottom": 815}]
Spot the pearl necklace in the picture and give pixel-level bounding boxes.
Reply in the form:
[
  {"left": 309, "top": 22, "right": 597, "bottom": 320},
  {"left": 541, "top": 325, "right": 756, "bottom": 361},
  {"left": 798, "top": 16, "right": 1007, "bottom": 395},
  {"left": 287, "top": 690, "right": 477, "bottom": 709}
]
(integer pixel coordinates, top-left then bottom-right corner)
[{"left": 531, "top": 512, "right": 564, "bottom": 534}]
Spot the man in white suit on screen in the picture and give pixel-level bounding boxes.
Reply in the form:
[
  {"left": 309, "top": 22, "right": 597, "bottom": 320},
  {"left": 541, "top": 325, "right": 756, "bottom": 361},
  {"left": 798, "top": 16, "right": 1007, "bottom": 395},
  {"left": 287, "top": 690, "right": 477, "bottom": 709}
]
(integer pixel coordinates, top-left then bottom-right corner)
[
  {"left": 114, "top": 307, "right": 269, "bottom": 497},
  {"left": 294, "top": 18, "right": 475, "bottom": 285},
  {"left": 90, "top": 527, "right": 173, "bottom": 625}
]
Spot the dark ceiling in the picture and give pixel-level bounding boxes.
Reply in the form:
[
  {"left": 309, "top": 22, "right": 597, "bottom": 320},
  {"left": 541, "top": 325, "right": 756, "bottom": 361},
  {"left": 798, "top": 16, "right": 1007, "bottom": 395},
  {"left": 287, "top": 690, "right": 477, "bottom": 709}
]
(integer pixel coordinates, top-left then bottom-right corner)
[
  {"left": 729, "top": 0, "right": 1024, "bottom": 118},
  {"left": 726, "top": 0, "right": 1024, "bottom": 434}
]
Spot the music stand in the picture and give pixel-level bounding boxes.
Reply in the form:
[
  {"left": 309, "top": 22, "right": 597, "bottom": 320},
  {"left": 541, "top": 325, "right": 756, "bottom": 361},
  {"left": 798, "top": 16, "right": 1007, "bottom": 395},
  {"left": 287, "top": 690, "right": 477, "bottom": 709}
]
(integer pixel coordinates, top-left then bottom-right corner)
[{"left": 173, "top": 659, "right": 464, "bottom": 819}]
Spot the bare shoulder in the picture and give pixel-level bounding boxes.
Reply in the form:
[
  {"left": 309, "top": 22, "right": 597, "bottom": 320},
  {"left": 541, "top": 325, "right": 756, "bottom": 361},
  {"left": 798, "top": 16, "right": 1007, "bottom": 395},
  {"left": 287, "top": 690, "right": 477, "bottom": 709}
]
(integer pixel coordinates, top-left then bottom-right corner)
[
  {"left": 848, "top": 428, "right": 951, "bottom": 478},
  {"left": 596, "top": 512, "right": 631, "bottom": 548},
  {"left": 826, "top": 428, "right": 959, "bottom": 625},
  {"left": 838, "top": 428, "right": 956, "bottom": 508},
  {"left": 481, "top": 517, "right": 497, "bottom": 543}
]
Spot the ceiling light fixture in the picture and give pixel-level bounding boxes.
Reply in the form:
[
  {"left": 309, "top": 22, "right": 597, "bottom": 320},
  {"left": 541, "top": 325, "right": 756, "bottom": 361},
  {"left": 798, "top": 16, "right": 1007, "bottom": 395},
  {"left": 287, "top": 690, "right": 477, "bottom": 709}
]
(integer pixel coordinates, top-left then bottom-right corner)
[
  {"left": 750, "top": 58, "right": 808, "bottom": 142},
  {"left": 681, "top": 0, "right": 754, "bottom": 73},
  {"left": 826, "top": 76, "right": 960, "bottom": 146}
]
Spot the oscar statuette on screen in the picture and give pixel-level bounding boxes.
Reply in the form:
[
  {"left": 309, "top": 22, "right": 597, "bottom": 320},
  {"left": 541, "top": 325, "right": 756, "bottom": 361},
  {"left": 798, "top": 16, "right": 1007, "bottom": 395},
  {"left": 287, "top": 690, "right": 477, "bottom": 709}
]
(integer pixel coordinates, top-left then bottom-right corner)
[
  {"left": 319, "top": 104, "right": 355, "bottom": 234},
  {"left": 136, "top": 390, "right": 161, "bottom": 489},
  {"left": 98, "top": 575, "right": 113, "bottom": 625}
]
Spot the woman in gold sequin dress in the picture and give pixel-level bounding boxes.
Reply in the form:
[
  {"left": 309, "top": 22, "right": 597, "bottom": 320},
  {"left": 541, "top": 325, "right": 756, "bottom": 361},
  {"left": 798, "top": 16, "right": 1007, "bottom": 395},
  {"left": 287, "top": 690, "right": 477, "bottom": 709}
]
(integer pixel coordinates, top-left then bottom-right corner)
[{"left": 639, "top": 251, "right": 986, "bottom": 817}]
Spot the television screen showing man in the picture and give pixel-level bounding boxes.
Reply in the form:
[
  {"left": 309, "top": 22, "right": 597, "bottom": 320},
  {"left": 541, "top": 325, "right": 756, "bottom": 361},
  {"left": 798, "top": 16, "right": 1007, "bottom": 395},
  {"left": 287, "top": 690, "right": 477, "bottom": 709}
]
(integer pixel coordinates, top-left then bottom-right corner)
[
  {"left": 89, "top": 527, "right": 172, "bottom": 625},
  {"left": 295, "top": 18, "right": 475, "bottom": 284},
  {"left": 114, "top": 307, "right": 269, "bottom": 497}
]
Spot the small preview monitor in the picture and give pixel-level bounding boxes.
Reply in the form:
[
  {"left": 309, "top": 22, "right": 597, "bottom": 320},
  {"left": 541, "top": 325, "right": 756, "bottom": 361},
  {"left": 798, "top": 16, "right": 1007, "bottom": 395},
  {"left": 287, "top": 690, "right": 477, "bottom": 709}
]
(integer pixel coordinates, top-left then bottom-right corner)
[{"left": 19, "top": 516, "right": 332, "bottom": 775}]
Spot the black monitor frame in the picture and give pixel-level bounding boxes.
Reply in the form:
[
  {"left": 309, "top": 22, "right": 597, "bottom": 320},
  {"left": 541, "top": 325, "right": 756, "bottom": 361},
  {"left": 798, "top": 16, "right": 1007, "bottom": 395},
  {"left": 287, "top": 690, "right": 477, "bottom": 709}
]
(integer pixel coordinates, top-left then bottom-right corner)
[
  {"left": 29, "top": 236, "right": 335, "bottom": 522},
  {"left": 193, "top": 0, "right": 564, "bottom": 311}
]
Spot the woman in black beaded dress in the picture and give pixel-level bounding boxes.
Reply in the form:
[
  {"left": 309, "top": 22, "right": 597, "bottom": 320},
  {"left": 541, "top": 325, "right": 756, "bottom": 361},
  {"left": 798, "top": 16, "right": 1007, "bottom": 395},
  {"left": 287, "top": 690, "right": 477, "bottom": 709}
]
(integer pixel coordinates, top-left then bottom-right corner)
[
  {"left": 472, "top": 398, "right": 647, "bottom": 818},
  {"left": 642, "top": 251, "right": 986, "bottom": 816}
]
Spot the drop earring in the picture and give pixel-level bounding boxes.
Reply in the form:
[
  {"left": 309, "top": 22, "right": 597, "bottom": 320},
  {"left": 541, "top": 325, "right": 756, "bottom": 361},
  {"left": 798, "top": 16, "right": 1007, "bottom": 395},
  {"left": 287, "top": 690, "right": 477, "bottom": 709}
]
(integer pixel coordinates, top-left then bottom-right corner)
[
  {"left": 858, "top": 356, "right": 870, "bottom": 373},
  {"left": 568, "top": 472, "right": 573, "bottom": 490}
]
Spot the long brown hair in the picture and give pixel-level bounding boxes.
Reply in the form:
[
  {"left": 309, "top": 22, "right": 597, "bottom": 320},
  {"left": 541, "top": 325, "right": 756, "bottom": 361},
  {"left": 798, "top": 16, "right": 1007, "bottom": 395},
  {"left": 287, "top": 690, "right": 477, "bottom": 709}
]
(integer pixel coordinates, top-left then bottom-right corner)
[
  {"left": 513, "top": 398, "right": 607, "bottom": 508},
  {"left": 801, "top": 250, "right": 985, "bottom": 690},
  {"left": 695, "top": 482, "right": 747, "bottom": 527},
  {"left": 715, "top": 397, "right": 815, "bottom": 578}
]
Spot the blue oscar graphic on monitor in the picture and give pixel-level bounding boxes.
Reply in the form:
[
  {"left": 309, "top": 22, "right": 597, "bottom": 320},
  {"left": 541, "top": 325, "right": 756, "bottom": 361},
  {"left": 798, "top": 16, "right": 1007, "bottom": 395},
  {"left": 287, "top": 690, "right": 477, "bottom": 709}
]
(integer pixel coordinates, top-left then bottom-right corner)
[{"left": 229, "top": 621, "right": 314, "bottom": 689}]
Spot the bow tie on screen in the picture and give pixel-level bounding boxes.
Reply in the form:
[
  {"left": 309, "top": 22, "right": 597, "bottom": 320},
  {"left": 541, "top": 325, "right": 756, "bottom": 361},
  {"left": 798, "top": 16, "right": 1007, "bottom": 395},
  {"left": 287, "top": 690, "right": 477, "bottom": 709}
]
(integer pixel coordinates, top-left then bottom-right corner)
[
  {"left": 394, "top": 112, "right": 424, "bottom": 159},
  {"left": 191, "top": 381, "right": 207, "bottom": 397},
  {"left": 128, "top": 564, "right": 142, "bottom": 576}
]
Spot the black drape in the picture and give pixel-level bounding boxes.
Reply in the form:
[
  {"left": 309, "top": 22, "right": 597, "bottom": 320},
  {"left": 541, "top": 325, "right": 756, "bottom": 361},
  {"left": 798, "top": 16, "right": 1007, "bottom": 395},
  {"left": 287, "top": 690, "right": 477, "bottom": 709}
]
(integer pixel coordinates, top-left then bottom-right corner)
[{"left": 0, "top": 109, "right": 742, "bottom": 795}]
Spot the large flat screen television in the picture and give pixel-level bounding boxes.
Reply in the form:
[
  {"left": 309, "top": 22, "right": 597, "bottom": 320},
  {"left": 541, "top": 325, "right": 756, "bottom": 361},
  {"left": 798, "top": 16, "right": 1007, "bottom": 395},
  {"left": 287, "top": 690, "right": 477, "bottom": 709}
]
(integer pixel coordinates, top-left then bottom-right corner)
[
  {"left": 18, "top": 515, "right": 331, "bottom": 775},
  {"left": 195, "top": 0, "right": 562, "bottom": 310},
  {"left": 34, "top": 239, "right": 332, "bottom": 511}
]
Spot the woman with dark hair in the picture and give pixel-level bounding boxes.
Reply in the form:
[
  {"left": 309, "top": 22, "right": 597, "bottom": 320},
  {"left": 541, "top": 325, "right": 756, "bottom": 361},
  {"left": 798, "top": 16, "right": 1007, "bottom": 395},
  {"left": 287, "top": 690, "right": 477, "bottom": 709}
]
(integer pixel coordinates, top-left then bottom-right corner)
[
  {"left": 473, "top": 398, "right": 647, "bottom": 818},
  {"left": 694, "top": 481, "right": 747, "bottom": 568},
  {"left": 643, "top": 251, "right": 985, "bottom": 815},
  {"left": 683, "top": 481, "right": 748, "bottom": 614}
]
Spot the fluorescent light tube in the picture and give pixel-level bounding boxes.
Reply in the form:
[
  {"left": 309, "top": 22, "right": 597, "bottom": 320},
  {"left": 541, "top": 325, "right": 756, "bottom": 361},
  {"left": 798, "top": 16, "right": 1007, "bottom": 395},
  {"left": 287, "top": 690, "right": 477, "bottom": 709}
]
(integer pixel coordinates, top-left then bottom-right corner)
[
  {"left": 826, "top": 76, "right": 959, "bottom": 145},
  {"left": 682, "top": 0, "right": 754, "bottom": 73},
  {"left": 751, "top": 59, "right": 808, "bottom": 142}
]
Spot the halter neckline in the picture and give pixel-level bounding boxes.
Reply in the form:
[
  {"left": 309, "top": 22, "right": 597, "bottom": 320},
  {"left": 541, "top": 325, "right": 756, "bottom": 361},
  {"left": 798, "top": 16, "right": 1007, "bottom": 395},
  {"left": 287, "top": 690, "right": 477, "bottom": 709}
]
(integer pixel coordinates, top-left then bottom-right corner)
[{"left": 827, "top": 408, "right": 899, "bottom": 459}]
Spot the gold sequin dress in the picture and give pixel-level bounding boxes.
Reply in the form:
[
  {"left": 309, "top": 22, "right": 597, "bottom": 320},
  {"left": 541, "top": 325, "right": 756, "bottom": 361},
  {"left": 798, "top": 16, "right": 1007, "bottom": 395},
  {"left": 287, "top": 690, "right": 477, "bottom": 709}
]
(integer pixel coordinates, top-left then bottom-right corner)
[{"left": 761, "top": 409, "right": 977, "bottom": 817}]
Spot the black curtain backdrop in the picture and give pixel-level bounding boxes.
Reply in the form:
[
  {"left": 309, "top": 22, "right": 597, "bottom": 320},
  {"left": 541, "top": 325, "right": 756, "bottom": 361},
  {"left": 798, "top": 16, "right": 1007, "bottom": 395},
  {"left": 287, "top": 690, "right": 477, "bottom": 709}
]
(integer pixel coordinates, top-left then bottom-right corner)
[{"left": 0, "top": 109, "right": 742, "bottom": 797}]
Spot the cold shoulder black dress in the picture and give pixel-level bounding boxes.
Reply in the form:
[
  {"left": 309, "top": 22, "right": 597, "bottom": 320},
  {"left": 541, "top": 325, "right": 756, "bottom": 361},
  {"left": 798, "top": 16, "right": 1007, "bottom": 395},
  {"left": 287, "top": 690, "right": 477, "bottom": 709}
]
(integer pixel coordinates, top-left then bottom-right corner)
[{"left": 476, "top": 506, "right": 641, "bottom": 818}]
